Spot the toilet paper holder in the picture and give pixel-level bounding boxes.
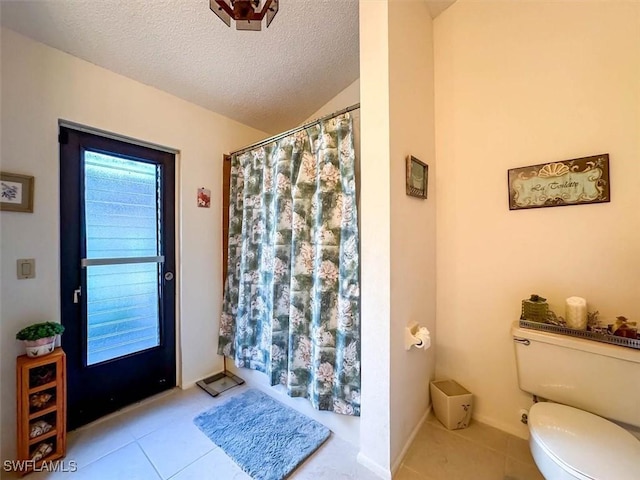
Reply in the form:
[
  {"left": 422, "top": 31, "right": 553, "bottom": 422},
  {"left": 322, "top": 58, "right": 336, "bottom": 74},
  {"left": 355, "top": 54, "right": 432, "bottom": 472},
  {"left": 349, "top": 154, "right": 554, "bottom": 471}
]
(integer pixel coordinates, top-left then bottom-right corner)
[{"left": 405, "top": 321, "right": 431, "bottom": 350}]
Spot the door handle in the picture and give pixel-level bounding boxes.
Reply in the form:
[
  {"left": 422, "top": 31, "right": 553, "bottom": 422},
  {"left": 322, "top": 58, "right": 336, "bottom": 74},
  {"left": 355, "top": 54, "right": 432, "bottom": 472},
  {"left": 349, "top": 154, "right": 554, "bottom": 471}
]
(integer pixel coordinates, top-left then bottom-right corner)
[
  {"left": 73, "top": 287, "right": 82, "bottom": 304},
  {"left": 164, "top": 272, "right": 174, "bottom": 281}
]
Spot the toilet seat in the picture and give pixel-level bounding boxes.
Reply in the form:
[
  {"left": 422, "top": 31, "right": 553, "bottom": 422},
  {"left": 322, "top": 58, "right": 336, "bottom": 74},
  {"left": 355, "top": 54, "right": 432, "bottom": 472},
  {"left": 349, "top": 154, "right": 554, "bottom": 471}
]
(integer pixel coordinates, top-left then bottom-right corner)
[{"left": 529, "top": 402, "right": 640, "bottom": 480}]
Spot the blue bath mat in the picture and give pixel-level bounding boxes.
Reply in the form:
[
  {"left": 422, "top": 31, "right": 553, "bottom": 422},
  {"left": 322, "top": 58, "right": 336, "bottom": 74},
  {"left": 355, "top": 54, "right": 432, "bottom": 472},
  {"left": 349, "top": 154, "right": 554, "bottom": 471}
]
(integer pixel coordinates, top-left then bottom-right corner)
[{"left": 194, "top": 388, "right": 330, "bottom": 480}]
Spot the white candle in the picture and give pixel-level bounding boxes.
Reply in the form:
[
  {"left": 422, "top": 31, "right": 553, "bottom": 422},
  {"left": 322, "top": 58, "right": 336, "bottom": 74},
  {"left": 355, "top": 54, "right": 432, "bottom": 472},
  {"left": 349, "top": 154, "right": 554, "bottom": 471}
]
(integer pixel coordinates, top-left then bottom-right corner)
[{"left": 565, "top": 297, "right": 587, "bottom": 330}]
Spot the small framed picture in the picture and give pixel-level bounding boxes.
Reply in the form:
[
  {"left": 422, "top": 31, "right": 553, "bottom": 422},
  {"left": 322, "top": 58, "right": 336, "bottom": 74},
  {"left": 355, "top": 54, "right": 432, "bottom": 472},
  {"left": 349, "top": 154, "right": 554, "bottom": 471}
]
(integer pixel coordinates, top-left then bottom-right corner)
[
  {"left": 1, "top": 172, "right": 34, "bottom": 213},
  {"left": 406, "top": 156, "right": 428, "bottom": 199},
  {"left": 197, "top": 187, "right": 211, "bottom": 208}
]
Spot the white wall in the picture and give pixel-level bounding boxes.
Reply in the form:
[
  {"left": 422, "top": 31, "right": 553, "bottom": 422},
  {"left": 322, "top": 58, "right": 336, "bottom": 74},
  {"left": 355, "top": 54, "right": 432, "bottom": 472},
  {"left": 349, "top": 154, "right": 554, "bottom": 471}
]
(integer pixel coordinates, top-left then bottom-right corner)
[
  {"left": 388, "top": 0, "right": 436, "bottom": 469},
  {"left": 434, "top": 0, "right": 640, "bottom": 438},
  {"left": 225, "top": 79, "right": 363, "bottom": 448},
  {"left": 358, "top": 1, "right": 437, "bottom": 477},
  {"left": 304, "top": 80, "right": 360, "bottom": 122},
  {"left": 358, "top": 1, "right": 393, "bottom": 477},
  {"left": 0, "top": 28, "right": 266, "bottom": 461}
]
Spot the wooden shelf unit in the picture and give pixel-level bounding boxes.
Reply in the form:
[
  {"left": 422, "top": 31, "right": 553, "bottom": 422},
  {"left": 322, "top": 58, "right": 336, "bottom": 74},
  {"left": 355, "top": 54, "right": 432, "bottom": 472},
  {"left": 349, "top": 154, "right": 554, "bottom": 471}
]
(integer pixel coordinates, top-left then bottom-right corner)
[{"left": 16, "top": 348, "right": 66, "bottom": 476}]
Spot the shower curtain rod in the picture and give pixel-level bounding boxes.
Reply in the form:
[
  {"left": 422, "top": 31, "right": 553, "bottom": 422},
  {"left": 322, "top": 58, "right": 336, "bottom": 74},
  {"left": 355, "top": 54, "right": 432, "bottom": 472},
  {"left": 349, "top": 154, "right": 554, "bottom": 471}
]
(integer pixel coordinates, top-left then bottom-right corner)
[{"left": 228, "top": 103, "right": 360, "bottom": 157}]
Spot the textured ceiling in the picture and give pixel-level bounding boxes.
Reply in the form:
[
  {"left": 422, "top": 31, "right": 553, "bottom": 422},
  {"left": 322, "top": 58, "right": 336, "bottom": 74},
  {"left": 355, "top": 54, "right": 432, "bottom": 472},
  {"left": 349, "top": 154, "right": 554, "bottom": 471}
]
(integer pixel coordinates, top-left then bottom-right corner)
[{"left": 1, "top": 0, "right": 360, "bottom": 134}]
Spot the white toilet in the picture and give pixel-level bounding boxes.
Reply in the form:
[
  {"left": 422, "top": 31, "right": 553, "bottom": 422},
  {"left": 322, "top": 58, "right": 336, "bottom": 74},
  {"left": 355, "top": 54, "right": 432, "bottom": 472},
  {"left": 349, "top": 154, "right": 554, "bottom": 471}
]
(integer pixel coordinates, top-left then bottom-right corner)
[{"left": 512, "top": 323, "right": 640, "bottom": 480}]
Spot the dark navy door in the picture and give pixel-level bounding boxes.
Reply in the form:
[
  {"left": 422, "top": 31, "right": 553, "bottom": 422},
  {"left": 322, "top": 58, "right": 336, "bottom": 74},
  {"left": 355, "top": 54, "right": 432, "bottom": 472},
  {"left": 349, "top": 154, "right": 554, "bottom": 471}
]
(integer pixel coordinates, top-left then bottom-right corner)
[{"left": 60, "top": 127, "right": 176, "bottom": 429}]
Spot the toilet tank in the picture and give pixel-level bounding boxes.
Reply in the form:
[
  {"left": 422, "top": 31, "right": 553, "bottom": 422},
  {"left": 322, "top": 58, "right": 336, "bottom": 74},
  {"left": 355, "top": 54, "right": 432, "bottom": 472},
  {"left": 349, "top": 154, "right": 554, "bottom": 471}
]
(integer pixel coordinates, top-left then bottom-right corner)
[{"left": 512, "top": 323, "right": 640, "bottom": 428}]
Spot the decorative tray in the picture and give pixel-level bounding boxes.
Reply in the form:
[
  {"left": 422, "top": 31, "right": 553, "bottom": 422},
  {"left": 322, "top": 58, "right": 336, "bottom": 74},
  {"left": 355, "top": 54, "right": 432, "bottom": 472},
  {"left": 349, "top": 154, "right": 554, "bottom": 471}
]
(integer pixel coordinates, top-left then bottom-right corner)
[{"left": 519, "top": 319, "right": 640, "bottom": 351}]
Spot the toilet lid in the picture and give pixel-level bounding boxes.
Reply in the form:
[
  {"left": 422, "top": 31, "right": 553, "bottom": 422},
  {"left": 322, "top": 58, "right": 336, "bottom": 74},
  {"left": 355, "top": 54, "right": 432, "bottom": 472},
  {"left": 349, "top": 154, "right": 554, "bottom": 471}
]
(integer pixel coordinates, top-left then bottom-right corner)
[{"left": 529, "top": 403, "right": 640, "bottom": 480}]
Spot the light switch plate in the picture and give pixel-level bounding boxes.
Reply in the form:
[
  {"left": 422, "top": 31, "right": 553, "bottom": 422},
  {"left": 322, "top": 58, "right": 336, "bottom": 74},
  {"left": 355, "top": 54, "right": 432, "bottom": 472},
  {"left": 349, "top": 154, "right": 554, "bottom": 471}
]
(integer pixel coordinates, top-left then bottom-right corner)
[{"left": 17, "top": 259, "right": 35, "bottom": 279}]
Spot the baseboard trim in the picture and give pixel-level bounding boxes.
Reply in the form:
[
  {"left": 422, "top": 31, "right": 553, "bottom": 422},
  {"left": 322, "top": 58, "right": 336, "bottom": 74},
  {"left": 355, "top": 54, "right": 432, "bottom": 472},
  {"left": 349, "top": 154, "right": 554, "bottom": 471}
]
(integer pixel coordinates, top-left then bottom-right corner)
[
  {"left": 391, "top": 404, "right": 432, "bottom": 475},
  {"left": 471, "top": 412, "right": 528, "bottom": 440},
  {"left": 357, "top": 452, "right": 392, "bottom": 480},
  {"left": 181, "top": 369, "right": 225, "bottom": 390}
]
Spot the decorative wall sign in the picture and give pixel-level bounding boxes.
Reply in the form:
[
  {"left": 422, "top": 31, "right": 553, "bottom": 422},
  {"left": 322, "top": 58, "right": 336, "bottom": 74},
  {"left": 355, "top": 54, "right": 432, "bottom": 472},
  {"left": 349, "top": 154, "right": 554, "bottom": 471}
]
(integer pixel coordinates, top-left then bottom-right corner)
[
  {"left": 198, "top": 187, "right": 211, "bottom": 208},
  {"left": 406, "top": 156, "right": 428, "bottom": 199},
  {"left": 1, "top": 172, "right": 34, "bottom": 213},
  {"left": 508, "top": 154, "right": 610, "bottom": 210}
]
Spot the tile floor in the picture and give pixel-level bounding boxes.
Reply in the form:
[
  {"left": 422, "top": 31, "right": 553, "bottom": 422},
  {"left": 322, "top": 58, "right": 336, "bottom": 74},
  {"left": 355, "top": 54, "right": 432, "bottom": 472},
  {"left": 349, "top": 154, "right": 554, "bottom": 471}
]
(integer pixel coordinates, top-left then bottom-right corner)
[
  {"left": 21, "top": 384, "right": 544, "bottom": 480},
  {"left": 23, "top": 385, "right": 379, "bottom": 480},
  {"left": 396, "top": 414, "right": 544, "bottom": 480}
]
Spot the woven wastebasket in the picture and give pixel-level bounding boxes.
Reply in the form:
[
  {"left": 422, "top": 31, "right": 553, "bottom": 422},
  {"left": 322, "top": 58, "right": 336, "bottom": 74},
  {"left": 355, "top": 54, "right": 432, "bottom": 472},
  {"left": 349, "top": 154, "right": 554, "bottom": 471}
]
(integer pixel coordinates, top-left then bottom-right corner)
[{"left": 430, "top": 379, "right": 473, "bottom": 430}]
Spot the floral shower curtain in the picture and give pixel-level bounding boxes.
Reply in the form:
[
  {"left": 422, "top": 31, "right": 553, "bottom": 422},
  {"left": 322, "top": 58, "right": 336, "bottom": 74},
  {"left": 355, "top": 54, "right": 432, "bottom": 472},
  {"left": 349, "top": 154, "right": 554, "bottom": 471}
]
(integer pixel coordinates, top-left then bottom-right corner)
[{"left": 219, "top": 113, "right": 360, "bottom": 416}]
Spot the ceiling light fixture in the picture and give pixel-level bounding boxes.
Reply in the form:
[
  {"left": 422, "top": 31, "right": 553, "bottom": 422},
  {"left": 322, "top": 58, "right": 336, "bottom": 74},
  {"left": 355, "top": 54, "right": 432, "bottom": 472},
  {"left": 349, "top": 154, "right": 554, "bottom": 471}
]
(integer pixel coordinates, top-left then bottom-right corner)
[{"left": 210, "top": 0, "right": 279, "bottom": 31}]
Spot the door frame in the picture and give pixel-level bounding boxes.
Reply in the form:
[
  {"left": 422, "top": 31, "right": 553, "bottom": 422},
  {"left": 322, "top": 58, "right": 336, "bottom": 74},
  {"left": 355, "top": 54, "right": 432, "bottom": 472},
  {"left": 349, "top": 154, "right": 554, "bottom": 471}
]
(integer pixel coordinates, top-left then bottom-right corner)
[{"left": 58, "top": 120, "right": 183, "bottom": 421}]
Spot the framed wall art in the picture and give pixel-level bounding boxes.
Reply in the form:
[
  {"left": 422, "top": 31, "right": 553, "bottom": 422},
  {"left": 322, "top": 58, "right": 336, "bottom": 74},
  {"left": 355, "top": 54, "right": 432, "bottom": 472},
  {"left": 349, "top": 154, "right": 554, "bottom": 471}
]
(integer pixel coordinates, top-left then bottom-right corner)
[
  {"left": 508, "top": 154, "right": 610, "bottom": 210},
  {"left": 406, "top": 155, "right": 428, "bottom": 199},
  {"left": 1, "top": 172, "right": 34, "bottom": 213},
  {"left": 198, "top": 187, "right": 211, "bottom": 208}
]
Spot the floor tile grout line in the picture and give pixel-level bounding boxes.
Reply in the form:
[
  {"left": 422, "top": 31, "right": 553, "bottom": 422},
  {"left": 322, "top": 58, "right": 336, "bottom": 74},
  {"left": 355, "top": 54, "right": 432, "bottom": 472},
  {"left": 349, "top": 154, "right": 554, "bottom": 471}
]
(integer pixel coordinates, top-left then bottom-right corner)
[
  {"left": 69, "top": 391, "right": 184, "bottom": 450},
  {"left": 135, "top": 439, "right": 165, "bottom": 480},
  {"left": 127, "top": 396, "right": 215, "bottom": 441},
  {"left": 502, "top": 450, "right": 509, "bottom": 478},
  {"left": 425, "top": 417, "right": 536, "bottom": 465},
  {"left": 133, "top": 406, "right": 208, "bottom": 442},
  {"left": 72, "top": 388, "right": 181, "bottom": 432},
  {"left": 66, "top": 438, "right": 138, "bottom": 475},
  {"left": 162, "top": 444, "right": 219, "bottom": 480},
  {"left": 400, "top": 462, "right": 428, "bottom": 478},
  {"left": 424, "top": 426, "right": 504, "bottom": 457},
  {"left": 134, "top": 411, "right": 222, "bottom": 479},
  {"left": 74, "top": 392, "right": 210, "bottom": 478},
  {"left": 65, "top": 431, "right": 137, "bottom": 472},
  {"left": 405, "top": 420, "right": 543, "bottom": 479}
]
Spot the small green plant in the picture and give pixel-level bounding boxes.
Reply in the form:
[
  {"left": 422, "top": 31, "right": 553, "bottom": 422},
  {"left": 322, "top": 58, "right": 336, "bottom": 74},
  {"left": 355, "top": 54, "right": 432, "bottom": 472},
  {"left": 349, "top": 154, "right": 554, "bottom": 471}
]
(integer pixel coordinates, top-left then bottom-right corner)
[{"left": 16, "top": 322, "right": 65, "bottom": 342}]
